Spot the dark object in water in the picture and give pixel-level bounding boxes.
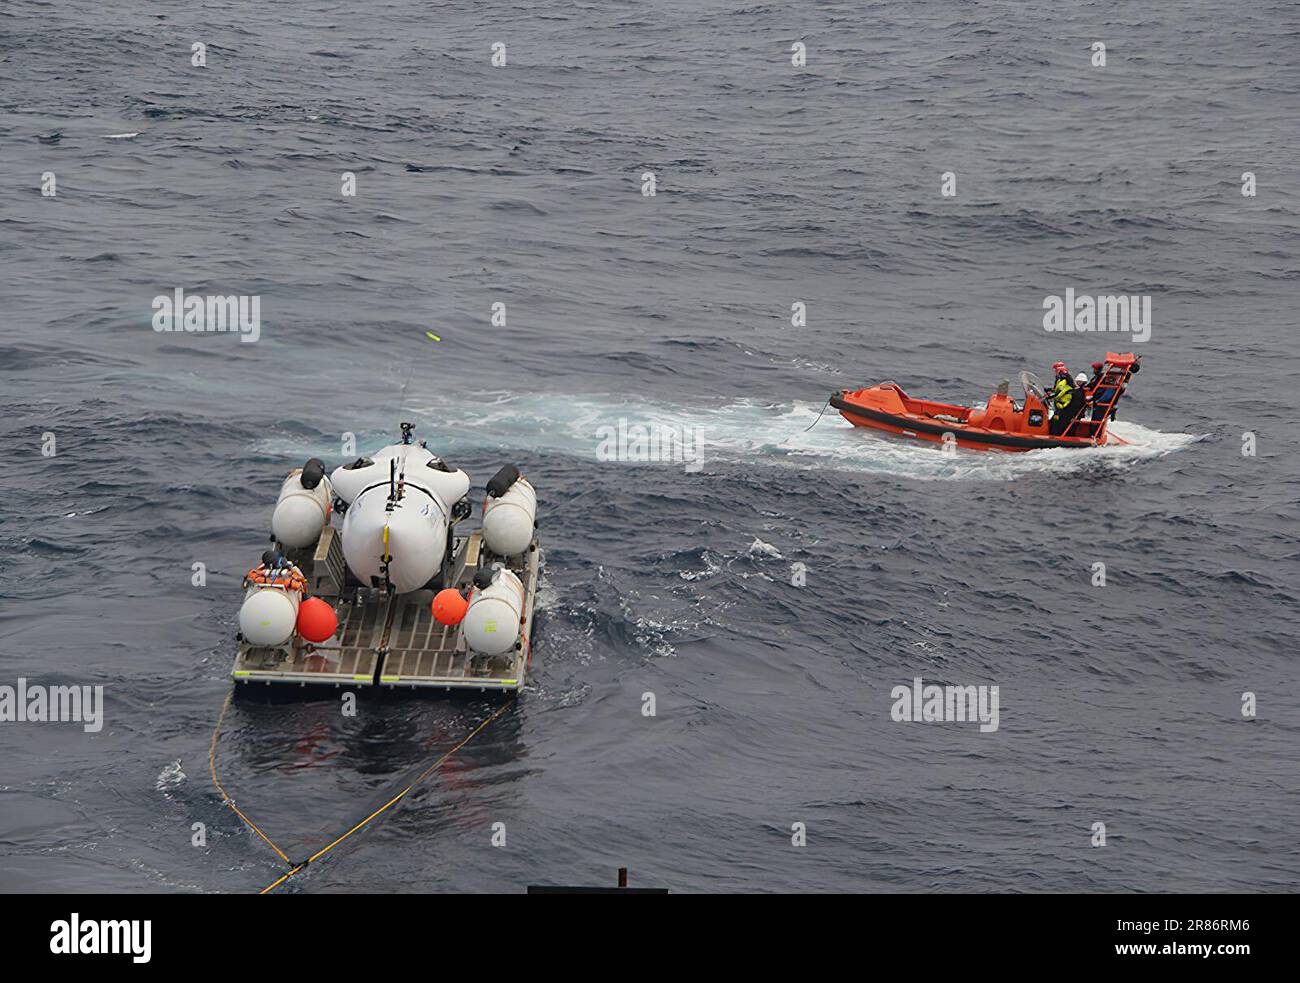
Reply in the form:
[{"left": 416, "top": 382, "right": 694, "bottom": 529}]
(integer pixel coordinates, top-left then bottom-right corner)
[{"left": 527, "top": 867, "right": 668, "bottom": 894}]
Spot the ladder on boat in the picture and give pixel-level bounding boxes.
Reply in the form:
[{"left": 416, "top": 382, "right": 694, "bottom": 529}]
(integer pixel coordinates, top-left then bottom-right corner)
[{"left": 1066, "top": 352, "right": 1140, "bottom": 441}]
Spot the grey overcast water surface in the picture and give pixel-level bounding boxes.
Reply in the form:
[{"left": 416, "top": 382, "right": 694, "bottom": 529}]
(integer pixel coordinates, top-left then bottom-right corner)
[{"left": 1, "top": 0, "right": 1298, "bottom": 892}]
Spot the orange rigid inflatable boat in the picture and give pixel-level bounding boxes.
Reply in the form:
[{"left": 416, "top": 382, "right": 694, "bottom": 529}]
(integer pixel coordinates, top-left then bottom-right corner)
[{"left": 831, "top": 353, "right": 1141, "bottom": 452}]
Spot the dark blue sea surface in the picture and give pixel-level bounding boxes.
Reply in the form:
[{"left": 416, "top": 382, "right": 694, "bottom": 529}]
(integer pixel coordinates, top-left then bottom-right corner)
[{"left": 1, "top": 1, "right": 1297, "bottom": 892}]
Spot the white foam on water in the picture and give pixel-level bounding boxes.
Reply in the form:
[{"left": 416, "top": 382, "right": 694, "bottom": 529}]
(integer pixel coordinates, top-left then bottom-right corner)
[
  {"left": 423, "top": 393, "right": 1201, "bottom": 482},
  {"left": 262, "top": 392, "right": 1200, "bottom": 482},
  {"left": 155, "top": 759, "right": 186, "bottom": 797},
  {"left": 747, "top": 402, "right": 1204, "bottom": 481}
]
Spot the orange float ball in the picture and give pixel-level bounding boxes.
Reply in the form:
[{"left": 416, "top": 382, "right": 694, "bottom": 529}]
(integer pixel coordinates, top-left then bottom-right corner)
[
  {"left": 296, "top": 596, "right": 338, "bottom": 643},
  {"left": 432, "top": 588, "right": 469, "bottom": 625}
]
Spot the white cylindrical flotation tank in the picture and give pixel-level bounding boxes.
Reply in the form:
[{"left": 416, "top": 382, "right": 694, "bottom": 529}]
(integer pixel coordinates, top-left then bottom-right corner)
[
  {"left": 238, "top": 562, "right": 306, "bottom": 646},
  {"left": 463, "top": 567, "right": 525, "bottom": 655},
  {"left": 482, "top": 477, "right": 536, "bottom": 556},
  {"left": 271, "top": 465, "right": 332, "bottom": 549}
]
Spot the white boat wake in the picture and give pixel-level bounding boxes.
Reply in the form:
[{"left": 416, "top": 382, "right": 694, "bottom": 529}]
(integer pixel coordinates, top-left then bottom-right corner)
[{"left": 261, "top": 393, "right": 1201, "bottom": 482}]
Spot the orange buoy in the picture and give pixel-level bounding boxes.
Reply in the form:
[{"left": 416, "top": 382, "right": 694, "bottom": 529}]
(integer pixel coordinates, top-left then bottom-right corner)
[
  {"left": 432, "top": 588, "right": 469, "bottom": 625},
  {"left": 296, "top": 596, "right": 338, "bottom": 643}
]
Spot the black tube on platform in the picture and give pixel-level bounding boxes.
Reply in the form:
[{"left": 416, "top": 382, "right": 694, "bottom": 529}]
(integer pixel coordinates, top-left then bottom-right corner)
[
  {"left": 486, "top": 464, "right": 521, "bottom": 498},
  {"left": 301, "top": 458, "right": 326, "bottom": 489}
]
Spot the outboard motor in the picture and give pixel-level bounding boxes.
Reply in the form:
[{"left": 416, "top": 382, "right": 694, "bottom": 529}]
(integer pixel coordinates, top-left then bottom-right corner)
[{"left": 482, "top": 465, "right": 536, "bottom": 556}]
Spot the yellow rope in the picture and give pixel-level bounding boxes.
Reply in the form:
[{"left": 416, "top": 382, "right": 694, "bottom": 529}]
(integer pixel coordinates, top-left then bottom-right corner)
[
  {"left": 209, "top": 689, "right": 293, "bottom": 864},
  {"left": 260, "top": 697, "right": 515, "bottom": 893},
  {"left": 209, "top": 685, "right": 515, "bottom": 893}
]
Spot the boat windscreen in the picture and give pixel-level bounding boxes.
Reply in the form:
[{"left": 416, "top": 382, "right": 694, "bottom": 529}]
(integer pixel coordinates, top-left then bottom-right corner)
[{"left": 1019, "top": 370, "right": 1047, "bottom": 405}]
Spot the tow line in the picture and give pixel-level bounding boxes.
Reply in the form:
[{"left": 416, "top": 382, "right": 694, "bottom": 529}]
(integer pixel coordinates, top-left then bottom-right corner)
[
  {"left": 801, "top": 392, "right": 834, "bottom": 434},
  {"left": 207, "top": 688, "right": 516, "bottom": 894}
]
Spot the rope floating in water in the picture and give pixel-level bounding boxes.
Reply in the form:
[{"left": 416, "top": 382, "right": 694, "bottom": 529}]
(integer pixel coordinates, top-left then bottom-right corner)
[
  {"left": 801, "top": 392, "right": 835, "bottom": 433},
  {"left": 207, "top": 688, "right": 516, "bottom": 893}
]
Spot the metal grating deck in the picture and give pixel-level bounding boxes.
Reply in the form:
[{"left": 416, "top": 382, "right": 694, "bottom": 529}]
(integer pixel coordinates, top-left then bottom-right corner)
[{"left": 232, "top": 531, "right": 540, "bottom": 691}]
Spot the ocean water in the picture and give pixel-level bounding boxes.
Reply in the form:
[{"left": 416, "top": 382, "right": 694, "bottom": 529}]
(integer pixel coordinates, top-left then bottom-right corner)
[{"left": 1, "top": 0, "right": 1298, "bottom": 893}]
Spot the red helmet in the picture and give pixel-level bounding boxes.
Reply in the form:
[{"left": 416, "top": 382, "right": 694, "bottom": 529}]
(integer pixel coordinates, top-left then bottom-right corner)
[
  {"left": 1052, "top": 361, "right": 1067, "bottom": 372},
  {"left": 1091, "top": 361, "right": 1103, "bottom": 370}
]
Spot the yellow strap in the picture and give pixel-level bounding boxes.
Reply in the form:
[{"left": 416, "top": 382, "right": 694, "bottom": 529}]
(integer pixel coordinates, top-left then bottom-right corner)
[
  {"left": 260, "top": 698, "right": 515, "bottom": 893},
  {"left": 211, "top": 686, "right": 515, "bottom": 894},
  {"left": 208, "top": 690, "right": 292, "bottom": 865}
]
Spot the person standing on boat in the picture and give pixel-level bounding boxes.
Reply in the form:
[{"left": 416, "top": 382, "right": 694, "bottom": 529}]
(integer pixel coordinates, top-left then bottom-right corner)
[
  {"left": 1087, "top": 361, "right": 1105, "bottom": 389},
  {"left": 1061, "top": 371, "right": 1092, "bottom": 436},
  {"left": 1047, "top": 362, "right": 1076, "bottom": 435}
]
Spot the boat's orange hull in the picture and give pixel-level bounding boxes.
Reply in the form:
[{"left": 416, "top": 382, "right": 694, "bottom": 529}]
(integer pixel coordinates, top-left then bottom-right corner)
[{"left": 832, "top": 387, "right": 1124, "bottom": 452}]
